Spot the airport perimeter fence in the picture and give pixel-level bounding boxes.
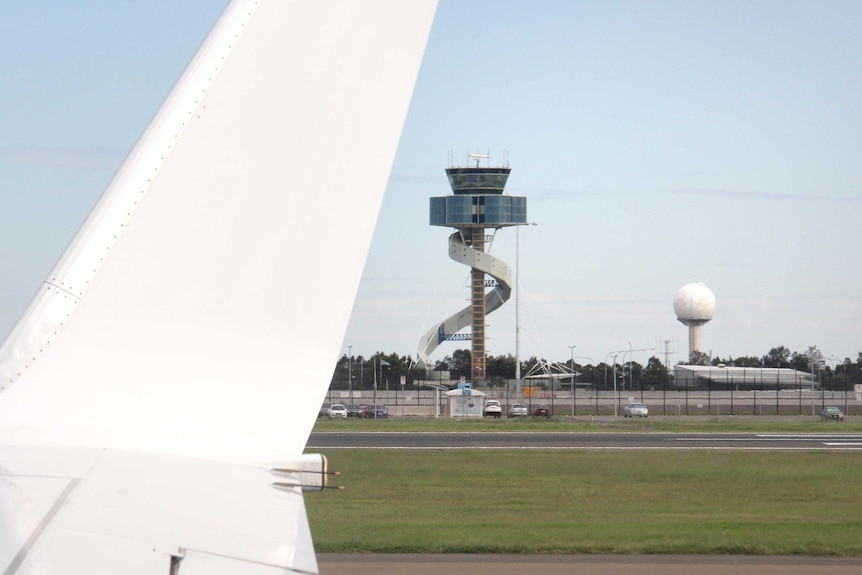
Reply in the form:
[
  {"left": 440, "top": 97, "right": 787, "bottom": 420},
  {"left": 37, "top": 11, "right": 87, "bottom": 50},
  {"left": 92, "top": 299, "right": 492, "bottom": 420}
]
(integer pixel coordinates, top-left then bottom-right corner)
[{"left": 324, "top": 386, "right": 861, "bottom": 418}]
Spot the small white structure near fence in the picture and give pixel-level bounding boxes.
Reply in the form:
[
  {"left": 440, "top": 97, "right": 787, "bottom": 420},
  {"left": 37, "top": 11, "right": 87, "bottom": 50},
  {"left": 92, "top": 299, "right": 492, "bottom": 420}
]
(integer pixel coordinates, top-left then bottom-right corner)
[{"left": 445, "top": 388, "right": 486, "bottom": 417}]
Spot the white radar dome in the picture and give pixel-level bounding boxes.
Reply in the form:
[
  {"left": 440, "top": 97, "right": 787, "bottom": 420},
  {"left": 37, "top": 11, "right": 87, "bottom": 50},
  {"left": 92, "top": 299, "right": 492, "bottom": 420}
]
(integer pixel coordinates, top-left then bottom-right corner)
[{"left": 673, "top": 282, "right": 716, "bottom": 321}]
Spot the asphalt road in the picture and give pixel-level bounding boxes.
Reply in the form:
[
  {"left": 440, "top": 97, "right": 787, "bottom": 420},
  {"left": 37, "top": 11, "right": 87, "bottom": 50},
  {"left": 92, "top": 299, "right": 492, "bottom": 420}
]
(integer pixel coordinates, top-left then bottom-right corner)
[
  {"left": 317, "top": 553, "right": 862, "bottom": 575},
  {"left": 308, "top": 431, "right": 862, "bottom": 450}
]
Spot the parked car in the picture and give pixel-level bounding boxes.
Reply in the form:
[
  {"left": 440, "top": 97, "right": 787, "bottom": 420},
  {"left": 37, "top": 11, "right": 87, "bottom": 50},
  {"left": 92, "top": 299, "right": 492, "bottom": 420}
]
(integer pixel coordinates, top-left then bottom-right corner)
[
  {"left": 318, "top": 402, "right": 332, "bottom": 418},
  {"left": 362, "top": 404, "right": 389, "bottom": 419},
  {"left": 346, "top": 404, "right": 365, "bottom": 418},
  {"left": 533, "top": 405, "right": 551, "bottom": 418},
  {"left": 507, "top": 403, "right": 529, "bottom": 417},
  {"left": 328, "top": 404, "right": 348, "bottom": 419},
  {"left": 483, "top": 400, "right": 502, "bottom": 418},
  {"left": 624, "top": 403, "right": 649, "bottom": 418},
  {"left": 820, "top": 406, "right": 844, "bottom": 422}
]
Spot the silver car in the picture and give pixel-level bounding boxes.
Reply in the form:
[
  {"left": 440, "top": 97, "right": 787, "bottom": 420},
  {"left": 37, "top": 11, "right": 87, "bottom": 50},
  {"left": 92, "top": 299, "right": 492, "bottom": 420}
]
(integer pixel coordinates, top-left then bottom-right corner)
[
  {"left": 507, "top": 403, "right": 529, "bottom": 417},
  {"left": 624, "top": 403, "right": 649, "bottom": 418},
  {"left": 820, "top": 406, "right": 844, "bottom": 422}
]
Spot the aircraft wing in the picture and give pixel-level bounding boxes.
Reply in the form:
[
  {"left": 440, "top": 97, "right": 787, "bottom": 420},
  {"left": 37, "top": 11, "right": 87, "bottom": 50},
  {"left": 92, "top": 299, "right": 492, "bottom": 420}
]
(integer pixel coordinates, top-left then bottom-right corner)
[{"left": 0, "top": 1, "right": 437, "bottom": 572}]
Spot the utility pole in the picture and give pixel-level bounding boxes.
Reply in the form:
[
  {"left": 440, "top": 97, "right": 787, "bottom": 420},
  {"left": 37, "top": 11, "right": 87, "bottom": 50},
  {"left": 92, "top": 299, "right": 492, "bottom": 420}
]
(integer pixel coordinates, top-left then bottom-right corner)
[{"left": 569, "top": 345, "right": 576, "bottom": 417}]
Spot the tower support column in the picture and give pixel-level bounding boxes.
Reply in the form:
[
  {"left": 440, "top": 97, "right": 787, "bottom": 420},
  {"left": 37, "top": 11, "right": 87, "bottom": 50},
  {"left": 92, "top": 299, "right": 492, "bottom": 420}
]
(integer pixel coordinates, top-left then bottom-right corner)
[
  {"left": 688, "top": 325, "right": 702, "bottom": 363},
  {"left": 468, "top": 228, "right": 486, "bottom": 383}
]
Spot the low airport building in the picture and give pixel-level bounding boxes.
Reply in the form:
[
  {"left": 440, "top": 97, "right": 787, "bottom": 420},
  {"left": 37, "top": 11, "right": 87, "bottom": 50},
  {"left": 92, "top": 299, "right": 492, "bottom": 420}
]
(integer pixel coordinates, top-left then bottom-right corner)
[{"left": 674, "top": 365, "right": 815, "bottom": 391}]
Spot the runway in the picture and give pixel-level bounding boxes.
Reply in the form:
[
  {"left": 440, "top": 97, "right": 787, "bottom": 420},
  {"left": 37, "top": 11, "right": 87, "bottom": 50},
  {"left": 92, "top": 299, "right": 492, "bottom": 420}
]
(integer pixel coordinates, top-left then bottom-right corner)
[
  {"left": 318, "top": 553, "right": 862, "bottom": 574},
  {"left": 308, "top": 431, "right": 862, "bottom": 450}
]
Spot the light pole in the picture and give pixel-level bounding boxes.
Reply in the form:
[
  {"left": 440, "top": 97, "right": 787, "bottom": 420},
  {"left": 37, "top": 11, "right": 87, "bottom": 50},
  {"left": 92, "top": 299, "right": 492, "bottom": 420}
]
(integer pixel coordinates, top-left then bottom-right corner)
[
  {"left": 515, "top": 224, "right": 521, "bottom": 382},
  {"left": 603, "top": 350, "right": 622, "bottom": 416},
  {"left": 612, "top": 354, "right": 620, "bottom": 418},
  {"left": 608, "top": 351, "right": 624, "bottom": 418},
  {"left": 821, "top": 355, "right": 840, "bottom": 411},
  {"left": 603, "top": 351, "right": 615, "bottom": 390},
  {"left": 347, "top": 345, "right": 352, "bottom": 400},
  {"left": 514, "top": 222, "right": 537, "bottom": 388},
  {"left": 569, "top": 345, "right": 576, "bottom": 417},
  {"left": 628, "top": 342, "right": 632, "bottom": 391},
  {"left": 570, "top": 352, "right": 594, "bottom": 418},
  {"left": 372, "top": 354, "right": 378, "bottom": 406},
  {"left": 621, "top": 345, "right": 655, "bottom": 396}
]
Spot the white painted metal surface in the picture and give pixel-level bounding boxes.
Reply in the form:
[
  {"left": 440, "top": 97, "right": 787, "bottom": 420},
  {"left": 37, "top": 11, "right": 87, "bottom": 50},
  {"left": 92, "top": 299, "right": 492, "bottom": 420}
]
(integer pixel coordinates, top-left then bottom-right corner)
[
  {"left": 0, "top": 447, "right": 318, "bottom": 573},
  {"left": 0, "top": 0, "right": 437, "bottom": 572},
  {"left": 0, "top": 0, "right": 436, "bottom": 462}
]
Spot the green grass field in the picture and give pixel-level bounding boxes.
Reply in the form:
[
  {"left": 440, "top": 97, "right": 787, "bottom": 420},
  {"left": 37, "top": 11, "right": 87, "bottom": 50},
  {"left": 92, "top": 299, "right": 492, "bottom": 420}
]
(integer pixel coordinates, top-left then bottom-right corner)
[
  {"left": 313, "top": 415, "right": 862, "bottom": 434},
  {"left": 306, "top": 418, "right": 862, "bottom": 555}
]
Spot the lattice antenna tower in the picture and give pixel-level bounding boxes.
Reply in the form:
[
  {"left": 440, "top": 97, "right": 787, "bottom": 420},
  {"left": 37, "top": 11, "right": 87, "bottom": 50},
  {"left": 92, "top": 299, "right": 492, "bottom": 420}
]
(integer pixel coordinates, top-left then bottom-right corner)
[{"left": 656, "top": 337, "right": 677, "bottom": 367}]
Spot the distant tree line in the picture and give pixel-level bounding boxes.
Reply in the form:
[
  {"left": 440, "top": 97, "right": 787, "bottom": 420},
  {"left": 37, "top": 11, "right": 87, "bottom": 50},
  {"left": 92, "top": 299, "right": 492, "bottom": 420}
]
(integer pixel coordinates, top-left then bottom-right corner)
[
  {"left": 331, "top": 352, "right": 422, "bottom": 391},
  {"left": 329, "top": 347, "right": 862, "bottom": 392}
]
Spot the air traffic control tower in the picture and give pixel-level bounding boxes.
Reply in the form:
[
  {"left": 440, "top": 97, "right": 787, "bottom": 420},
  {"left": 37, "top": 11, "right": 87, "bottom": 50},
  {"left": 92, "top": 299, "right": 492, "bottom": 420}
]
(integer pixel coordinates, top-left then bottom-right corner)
[{"left": 417, "top": 154, "right": 527, "bottom": 383}]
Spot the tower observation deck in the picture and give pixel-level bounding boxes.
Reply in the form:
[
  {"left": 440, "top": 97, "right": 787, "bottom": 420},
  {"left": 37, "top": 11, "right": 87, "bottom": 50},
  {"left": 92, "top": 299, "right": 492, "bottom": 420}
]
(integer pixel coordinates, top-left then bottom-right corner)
[{"left": 418, "top": 154, "right": 527, "bottom": 383}]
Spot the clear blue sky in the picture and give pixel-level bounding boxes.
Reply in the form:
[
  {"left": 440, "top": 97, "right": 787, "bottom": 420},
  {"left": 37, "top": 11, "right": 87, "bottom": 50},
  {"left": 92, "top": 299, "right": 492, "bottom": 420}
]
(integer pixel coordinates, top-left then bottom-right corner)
[{"left": 2, "top": 1, "right": 860, "bottom": 370}]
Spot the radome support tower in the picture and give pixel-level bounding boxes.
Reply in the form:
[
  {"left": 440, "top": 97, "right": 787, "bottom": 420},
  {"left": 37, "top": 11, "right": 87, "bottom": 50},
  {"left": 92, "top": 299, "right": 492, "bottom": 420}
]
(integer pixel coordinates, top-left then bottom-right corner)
[{"left": 674, "top": 282, "right": 716, "bottom": 363}]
